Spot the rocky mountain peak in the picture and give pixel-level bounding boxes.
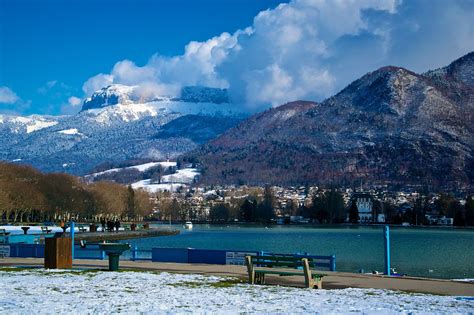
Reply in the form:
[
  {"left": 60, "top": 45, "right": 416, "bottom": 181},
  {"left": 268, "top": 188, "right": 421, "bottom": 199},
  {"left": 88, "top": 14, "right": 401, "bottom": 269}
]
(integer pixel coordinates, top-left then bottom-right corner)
[
  {"left": 328, "top": 65, "right": 425, "bottom": 116},
  {"left": 425, "top": 52, "right": 474, "bottom": 87},
  {"left": 82, "top": 84, "right": 231, "bottom": 111},
  {"left": 82, "top": 84, "right": 136, "bottom": 111},
  {"left": 448, "top": 51, "right": 474, "bottom": 86}
]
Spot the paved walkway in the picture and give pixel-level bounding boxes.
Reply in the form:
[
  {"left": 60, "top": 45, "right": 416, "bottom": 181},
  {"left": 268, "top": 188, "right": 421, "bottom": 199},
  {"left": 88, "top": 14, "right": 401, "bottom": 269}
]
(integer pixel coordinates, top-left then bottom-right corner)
[{"left": 1, "top": 258, "right": 473, "bottom": 296}]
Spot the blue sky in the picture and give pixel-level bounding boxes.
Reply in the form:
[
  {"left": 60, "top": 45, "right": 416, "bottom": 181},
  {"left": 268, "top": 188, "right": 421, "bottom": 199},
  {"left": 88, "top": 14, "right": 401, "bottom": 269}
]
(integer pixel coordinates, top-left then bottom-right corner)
[
  {"left": 0, "top": 0, "right": 473, "bottom": 115},
  {"left": 0, "top": 0, "right": 286, "bottom": 115}
]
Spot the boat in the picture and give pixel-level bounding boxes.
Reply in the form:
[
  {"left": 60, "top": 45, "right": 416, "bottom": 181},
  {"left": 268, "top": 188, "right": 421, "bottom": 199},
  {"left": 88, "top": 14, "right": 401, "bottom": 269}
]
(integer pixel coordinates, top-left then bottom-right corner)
[{"left": 184, "top": 221, "right": 193, "bottom": 229}]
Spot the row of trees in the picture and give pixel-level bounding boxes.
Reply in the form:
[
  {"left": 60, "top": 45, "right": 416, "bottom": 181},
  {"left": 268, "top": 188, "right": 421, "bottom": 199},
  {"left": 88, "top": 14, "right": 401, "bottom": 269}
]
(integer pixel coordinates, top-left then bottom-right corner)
[
  {"left": 0, "top": 162, "right": 153, "bottom": 223},
  {"left": 207, "top": 186, "right": 275, "bottom": 223},
  {"left": 206, "top": 188, "right": 474, "bottom": 226}
]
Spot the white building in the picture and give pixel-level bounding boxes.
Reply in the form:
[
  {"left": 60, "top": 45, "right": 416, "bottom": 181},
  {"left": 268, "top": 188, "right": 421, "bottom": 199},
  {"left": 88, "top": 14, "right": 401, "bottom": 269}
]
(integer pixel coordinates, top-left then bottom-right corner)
[{"left": 351, "top": 192, "right": 385, "bottom": 223}]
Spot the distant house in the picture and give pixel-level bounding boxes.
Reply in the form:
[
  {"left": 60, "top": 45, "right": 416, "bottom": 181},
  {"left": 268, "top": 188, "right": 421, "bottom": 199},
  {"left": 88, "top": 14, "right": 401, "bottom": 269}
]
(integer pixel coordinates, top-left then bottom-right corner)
[
  {"left": 351, "top": 192, "right": 385, "bottom": 223},
  {"left": 425, "top": 215, "right": 453, "bottom": 226}
]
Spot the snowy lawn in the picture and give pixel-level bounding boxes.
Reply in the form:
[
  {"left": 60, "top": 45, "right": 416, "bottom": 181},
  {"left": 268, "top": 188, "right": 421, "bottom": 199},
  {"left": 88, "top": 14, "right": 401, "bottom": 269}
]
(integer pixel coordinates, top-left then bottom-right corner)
[{"left": 0, "top": 268, "right": 473, "bottom": 314}]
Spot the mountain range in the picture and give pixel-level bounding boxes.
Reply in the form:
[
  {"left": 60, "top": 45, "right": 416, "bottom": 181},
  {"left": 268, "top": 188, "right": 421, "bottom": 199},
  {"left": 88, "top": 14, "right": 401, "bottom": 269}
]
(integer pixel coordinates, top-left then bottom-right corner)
[
  {"left": 185, "top": 52, "right": 474, "bottom": 189},
  {"left": 1, "top": 52, "right": 472, "bottom": 189}
]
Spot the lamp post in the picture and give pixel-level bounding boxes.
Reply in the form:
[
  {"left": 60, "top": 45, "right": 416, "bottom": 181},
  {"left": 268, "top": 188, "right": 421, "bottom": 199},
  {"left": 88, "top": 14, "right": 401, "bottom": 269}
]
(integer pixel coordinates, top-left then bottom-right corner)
[
  {"left": 384, "top": 225, "right": 390, "bottom": 276},
  {"left": 70, "top": 220, "right": 75, "bottom": 260}
]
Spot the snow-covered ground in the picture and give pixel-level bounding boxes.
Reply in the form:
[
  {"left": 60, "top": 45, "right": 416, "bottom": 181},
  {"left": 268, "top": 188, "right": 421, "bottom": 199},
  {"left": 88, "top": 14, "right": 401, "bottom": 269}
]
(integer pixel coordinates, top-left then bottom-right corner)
[
  {"left": 88, "top": 161, "right": 177, "bottom": 178},
  {"left": 0, "top": 269, "right": 472, "bottom": 314},
  {"left": 128, "top": 165, "right": 200, "bottom": 192},
  {"left": 131, "top": 179, "right": 183, "bottom": 193},
  {"left": 161, "top": 168, "right": 200, "bottom": 184},
  {"left": 58, "top": 128, "right": 82, "bottom": 135}
]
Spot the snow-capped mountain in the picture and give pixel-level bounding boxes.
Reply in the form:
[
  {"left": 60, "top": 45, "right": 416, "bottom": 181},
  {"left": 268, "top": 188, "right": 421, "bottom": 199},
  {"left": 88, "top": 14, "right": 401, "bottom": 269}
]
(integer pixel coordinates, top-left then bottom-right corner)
[
  {"left": 0, "top": 85, "right": 245, "bottom": 175},
  {"left": 82, "top": 85, "right": 230, "bottom": 111}
]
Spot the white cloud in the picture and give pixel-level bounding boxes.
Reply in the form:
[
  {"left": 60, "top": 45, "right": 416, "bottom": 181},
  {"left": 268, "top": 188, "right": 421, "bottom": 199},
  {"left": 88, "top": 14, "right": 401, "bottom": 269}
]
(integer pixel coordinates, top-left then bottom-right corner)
[
  {"left": 82, "top": 0, "right": 474, "bottom": 110},
  {"left": 46, "top": 80, "right": 58, "bottom": 89},
  {"left": 68, "top": 96, "right": 82, "bottom": 107},
  {"left": 60, "top": 96, "right": 83, "bottom": 115},
  {"left": 82, "top": 73, "right": 114, "bottom": 96},
  {"left": 0, "top": 86, "right": 19, "bottom": 104}
]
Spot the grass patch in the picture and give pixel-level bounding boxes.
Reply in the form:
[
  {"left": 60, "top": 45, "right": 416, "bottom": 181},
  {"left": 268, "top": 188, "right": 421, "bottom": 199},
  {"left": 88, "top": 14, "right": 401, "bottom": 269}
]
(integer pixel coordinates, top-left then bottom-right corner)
[
  {"left": 0, "top": 266, "right": 42, "bottom": 272},
  {"left": 167, "top": 281, "right": 204, "bottom": 288},
  {"left": 165, "top": 278, "right": 242, "bottom": 289},
  {"left": 208, "top": 278, "right": 243, "bottom": 288}
]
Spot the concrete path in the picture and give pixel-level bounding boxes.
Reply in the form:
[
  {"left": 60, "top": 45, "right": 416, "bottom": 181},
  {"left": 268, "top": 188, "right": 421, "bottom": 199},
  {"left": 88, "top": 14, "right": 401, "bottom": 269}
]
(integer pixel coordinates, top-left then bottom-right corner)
[{"left": 1, "top": 258, "right": 473, "bottom": 296}]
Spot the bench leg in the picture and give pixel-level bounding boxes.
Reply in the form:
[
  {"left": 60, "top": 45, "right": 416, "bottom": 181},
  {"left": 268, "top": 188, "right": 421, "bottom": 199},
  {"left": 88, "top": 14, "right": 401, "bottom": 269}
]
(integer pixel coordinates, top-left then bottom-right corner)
[
  {"left": 315, "top": 278, "right": 323, "bottom": 289},
  {"left": 302, "top": 258, "right": 315, "bottom": 289},
  {"left": 245, "top": 256, "right": 255, "bottom": 284},
  {"left": 255, "top": 273, "right": 265, "bottom": 285}
]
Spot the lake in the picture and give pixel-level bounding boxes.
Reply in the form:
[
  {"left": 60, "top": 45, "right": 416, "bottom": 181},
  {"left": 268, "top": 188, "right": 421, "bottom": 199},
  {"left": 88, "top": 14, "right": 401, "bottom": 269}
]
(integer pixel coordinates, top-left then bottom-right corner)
[{"left": 126, "top": 224, "right": 474, "bottom": 280}]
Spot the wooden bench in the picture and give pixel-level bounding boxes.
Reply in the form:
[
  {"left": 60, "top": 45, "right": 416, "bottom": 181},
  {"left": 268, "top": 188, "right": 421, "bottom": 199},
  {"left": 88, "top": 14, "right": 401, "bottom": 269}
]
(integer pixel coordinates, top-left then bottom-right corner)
[{"left": 245, "top": 255, "right": 326, "bottom": 289}]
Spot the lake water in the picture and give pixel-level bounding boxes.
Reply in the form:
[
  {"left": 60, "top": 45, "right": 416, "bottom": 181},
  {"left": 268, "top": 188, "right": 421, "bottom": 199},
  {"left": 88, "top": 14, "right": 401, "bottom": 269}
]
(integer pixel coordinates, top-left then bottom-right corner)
[{"left": 126, "top": 224, "right": 474, "bottom": 280}]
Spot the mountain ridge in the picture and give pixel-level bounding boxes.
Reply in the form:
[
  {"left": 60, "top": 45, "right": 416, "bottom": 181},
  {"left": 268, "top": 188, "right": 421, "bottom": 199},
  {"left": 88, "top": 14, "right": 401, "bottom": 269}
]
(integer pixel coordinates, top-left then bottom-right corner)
[{"left": 185, "top": 52, "right": 474, "bottom": 189}]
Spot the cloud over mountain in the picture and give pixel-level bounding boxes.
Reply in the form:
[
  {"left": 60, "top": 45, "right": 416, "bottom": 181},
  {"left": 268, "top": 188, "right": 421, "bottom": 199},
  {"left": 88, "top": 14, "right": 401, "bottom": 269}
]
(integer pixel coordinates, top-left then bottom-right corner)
[
  {"left": 83, "top": 0, "right": 474, "bottom": 110},
  {"left": 0, "top": 86, "right": 19, "bottom": 104}
]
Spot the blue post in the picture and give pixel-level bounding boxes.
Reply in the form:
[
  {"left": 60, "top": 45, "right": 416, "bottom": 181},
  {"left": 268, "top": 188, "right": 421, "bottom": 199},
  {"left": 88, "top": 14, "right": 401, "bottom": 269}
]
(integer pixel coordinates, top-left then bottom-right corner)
[
  {"left": 100, "top": 249, "right": 105, "bottom": 260},
  {"left": 384, "top": 225, "right": 390, "bottom": 276},
  {"left": 330, "top": 255, "right": 336, "bottom": 271},
  {"left": 132, "top": 246, "right": 137, "bottom": 261},
  {"left": 70, "top": 221, "right": 75, "bottom": 260}
]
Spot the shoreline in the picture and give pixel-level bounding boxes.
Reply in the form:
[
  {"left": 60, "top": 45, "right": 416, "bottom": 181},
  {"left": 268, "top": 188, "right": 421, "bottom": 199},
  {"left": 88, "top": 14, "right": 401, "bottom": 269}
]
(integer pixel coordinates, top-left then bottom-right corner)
[
  {"left": 0, "top": 258, "right": 473, "bottom": 296},
  {"left": 152, "top": 221, "right": 474, "bottom": 230}
]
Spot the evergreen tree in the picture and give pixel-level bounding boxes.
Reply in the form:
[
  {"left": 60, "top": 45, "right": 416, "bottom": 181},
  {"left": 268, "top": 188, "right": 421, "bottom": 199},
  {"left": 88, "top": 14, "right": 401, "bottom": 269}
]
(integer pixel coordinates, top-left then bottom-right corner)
[
  {"left": 372, "top": 200, "right": 381, "bottom": 223},
  {"left": 348, "top": 199, "right": 359, "bottom": 223},
  {"left": 209, "top": 204, "right": 230, "bottom": 222},
  {"left": 240, "top": 199, "right": 256, "bottom": 222},
  {"left": 311, "top": 193, "right": 328, "bottom": 223},
  {"left": 326, "top": 190, "right": 345, "bottom": 223},
  {"left": 256, "top": 186, "right": 275, "bottom": 222},
  {"left": 465, "top": 196, "right": 474, "bottom": 226}
]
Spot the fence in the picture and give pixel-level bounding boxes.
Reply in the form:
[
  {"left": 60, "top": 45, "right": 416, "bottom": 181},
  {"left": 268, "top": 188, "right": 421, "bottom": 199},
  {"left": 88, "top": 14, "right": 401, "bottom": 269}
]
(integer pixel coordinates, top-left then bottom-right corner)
[{"left": 1, "top": 244, "right": 336, "bottom": 271}]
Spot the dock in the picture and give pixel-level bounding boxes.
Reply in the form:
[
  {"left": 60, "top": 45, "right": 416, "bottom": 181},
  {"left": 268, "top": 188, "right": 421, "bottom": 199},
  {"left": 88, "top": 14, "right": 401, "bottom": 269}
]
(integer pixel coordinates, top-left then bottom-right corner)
[{"left": 63, "top": 228, "right": 180, "bottom": 243}]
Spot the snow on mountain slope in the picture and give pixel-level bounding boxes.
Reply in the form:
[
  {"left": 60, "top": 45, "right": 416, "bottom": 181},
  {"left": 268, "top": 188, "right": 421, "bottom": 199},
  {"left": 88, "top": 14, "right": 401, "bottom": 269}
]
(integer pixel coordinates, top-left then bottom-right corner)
[
  {"left": 161, "top": 168, "right": 200, "bottom": 184},
  {"left": 131, "top": 180, "right": 184, "bottom": 193},
  {"left": 86, "top": 160, "right": 199, "bottom": 192},
  {"left": 87, "top": 161, "right": 177, "bottom": 178},
  {"left": 0, "top": 115, "right": 59, "bottom": 134},
  {"left": 26, "top": 120, "right": 58, "bottom": 133},
  {"left": 58, "top": 128, "right": 82, "bottom": 135}
]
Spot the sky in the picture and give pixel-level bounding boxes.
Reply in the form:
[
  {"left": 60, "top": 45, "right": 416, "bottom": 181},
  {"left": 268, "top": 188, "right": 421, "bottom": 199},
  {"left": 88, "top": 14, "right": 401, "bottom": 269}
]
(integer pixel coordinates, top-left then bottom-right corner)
[{"left": 0, "top": 0, "right": 473, "bottom": 116}]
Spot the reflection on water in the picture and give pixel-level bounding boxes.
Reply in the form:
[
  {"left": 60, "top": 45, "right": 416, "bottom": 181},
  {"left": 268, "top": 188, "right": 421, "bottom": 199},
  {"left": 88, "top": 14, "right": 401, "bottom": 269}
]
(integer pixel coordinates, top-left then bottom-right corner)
[{"left": 125, "top": 224, "right": 474, "bottom": 279}]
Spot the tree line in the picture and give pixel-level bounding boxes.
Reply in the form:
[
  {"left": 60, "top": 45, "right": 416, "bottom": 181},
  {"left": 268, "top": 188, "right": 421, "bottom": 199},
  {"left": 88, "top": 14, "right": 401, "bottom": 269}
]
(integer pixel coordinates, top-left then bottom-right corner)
[
  {"left": 207, "top": 187, "right": 474, "bottom": 226},
  {"left": 0, "top": 162, "right": 153, "bottom": 223}
]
